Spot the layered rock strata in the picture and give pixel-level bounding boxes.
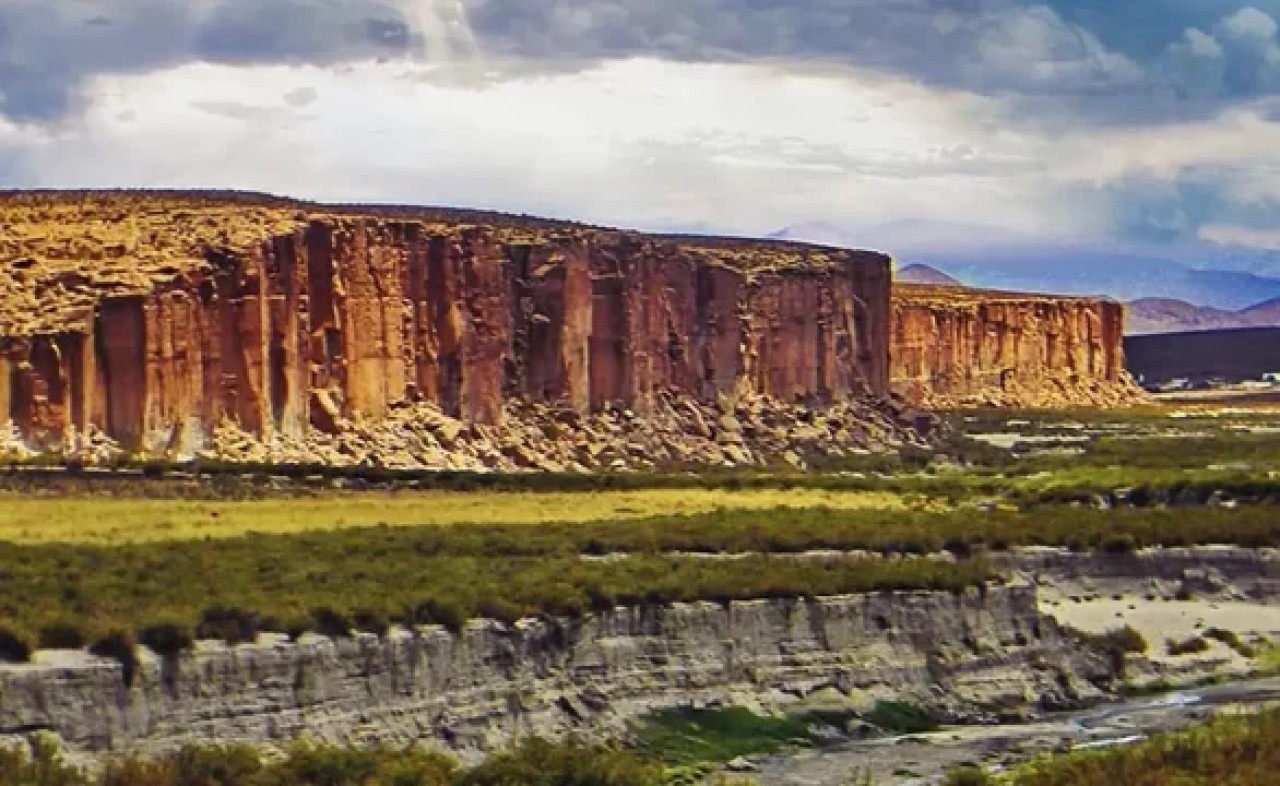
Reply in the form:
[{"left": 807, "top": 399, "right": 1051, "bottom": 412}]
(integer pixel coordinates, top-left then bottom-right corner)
[
  {"left": 0, "top": 193, "right": 890, "bottom": 458},
  {"left": 892, "top": 283, "right": 1142, "bottom": 408},
  {"left": 0, "top": 585, "right": 1110, "bottom": 760}
]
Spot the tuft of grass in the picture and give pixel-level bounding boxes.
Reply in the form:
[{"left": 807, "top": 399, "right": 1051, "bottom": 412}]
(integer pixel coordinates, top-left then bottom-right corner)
[
  {"left": 1166, "top": 636, "right": 1212, "bottom": 656},
  {"left": 863, "top": 701, "right": 938, "bottom": 735},
  {"left": 1203, "top": 628, "right": 1256, "bottom": 658},
  {"left": 634, "top": 707, "right": 812, "bottom": 766}
]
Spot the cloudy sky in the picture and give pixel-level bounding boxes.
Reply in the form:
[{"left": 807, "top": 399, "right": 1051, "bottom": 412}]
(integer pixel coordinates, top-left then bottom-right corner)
[{"left": 1, "top": 0, "right": 1279, "bottom": 248}]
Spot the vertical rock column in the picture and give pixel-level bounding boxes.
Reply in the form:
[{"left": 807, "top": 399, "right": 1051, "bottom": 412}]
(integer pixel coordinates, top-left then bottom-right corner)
[
  {"left": 457, "top": 230, "right": 513, "bottom": 424},
  {"left": 264, "top": 231, "right": 311, "bottom": 437},
  {"left": 694, "top": 265, "right": 745, "bottom": 399},
  {"left": 96, "top": 296, "right": 147, "bottom": 448}
]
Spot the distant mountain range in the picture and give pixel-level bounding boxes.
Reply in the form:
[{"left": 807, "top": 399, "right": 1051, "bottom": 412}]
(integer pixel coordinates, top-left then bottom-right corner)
[
  {"left": 1125, "top": 297, "right": 1280, "bottom": 335},
  {"left": 894, "top": 263, "right": 962, "bottom": 286},
  {"left": 770, "top": 220, "right": 1280, "bottom": 312}
]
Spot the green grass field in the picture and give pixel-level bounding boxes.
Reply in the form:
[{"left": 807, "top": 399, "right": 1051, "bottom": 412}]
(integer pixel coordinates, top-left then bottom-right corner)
[{"left": 0, "top": 487, "right": 904, "bottom": 545}]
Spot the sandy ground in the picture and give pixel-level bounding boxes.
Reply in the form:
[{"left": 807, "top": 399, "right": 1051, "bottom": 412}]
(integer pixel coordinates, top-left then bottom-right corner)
[{"left": 1044, "top": 597, "right": 1280, "bottom": 666}]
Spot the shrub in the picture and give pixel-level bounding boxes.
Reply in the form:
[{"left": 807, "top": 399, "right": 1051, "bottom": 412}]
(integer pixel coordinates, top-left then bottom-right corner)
[
  {"left": 195, "top": 606, "right": 259, "bottom": 645},
  {"left": 0, "top": 626, "right": 33, "bottom": 663},
  {"left": 272, "top": 743, "right": 456, "bottom": 786},
  {"left": 102, "top": 745, "right": 264, "bottom": 786},
  {"left": 944, "top": 766, "right": 994, "bottom": 786},
  {"left": 89, "top": 631, "right": 139, "bottom": 687},
  {"left": 352, "top": 608, "right": 389, "bottom": 637},
  {"left": 0, "top": 735, "right": 84, "bottom": 786},
  {"left": 137, "top": 621, "right": 194, "bottom": 658},
  {"left": 458, "top": 737, "right": 660, "bottom": 786},
  {"left": 1103, "top": 625, "right": 1149, "bottom": 655},
  {"left": 1167, "top": 636, "right": 1211, "bottom": 656},
  {"left": 1204, "top": 627, "right": 1255, "bottom": 657},
  {"left": 38, "top": 621, "right": 87, "bottom": 650},
  {"left": 283, "top": 616, "right": 313, "bottom": 641},
  {"left": 311, "top": 607, "right": 353, "bottom": 638}
]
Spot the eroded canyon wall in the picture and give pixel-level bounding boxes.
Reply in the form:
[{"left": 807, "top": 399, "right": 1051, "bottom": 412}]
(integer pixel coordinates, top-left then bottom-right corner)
[
  {"left": 0, "top": 587, "right": 1109, "bottom": 758},
  {"left": 0, "top": 200, "right": 891, "bottom": 454},
  {"left": 891, "top": 283, "right": 1140, "bottom": 409}
]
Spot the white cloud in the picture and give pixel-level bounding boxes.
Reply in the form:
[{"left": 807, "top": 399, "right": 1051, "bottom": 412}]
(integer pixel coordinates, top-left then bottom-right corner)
[
  {"left": 0, "top": 58, "right": 1069, "bottom": 234},
  {"left": 1, "top": 52, "right": 1277, "bottom": 247},
  {"left": 1222, "top": 7, "right": 1279, "bottom": 41},
  {"left": 1200, "top": 224, "right": 1280, "bottom": 249}
]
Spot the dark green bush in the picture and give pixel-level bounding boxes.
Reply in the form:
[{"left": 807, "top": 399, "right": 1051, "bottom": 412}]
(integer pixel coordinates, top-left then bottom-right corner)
[
  {"left": 0, "top": 625, "right": 33, "bottom": 663},
  {"left": 943, "top": 766, "right": 994, "bottom": 786},
  {"left": 195, "top": 607, "right": 260, "bottom": 645},
  {"left": 137, "top": 622, "right": 195, "bottom": 658},
  {"left": 1167, "top": 636, "right": 1211, "bottom": 656},
  {"left": 409, "top": 599, "right": 468, "bottom": 635},
  {"left": 352, "top": 608, "right": 389, "bottom": 637},
  {"left": 1102, "top": 625, "right": 1149, "bottom": 655},
  {"left": 38, "top": 621, "right": 87, "bottom": 650},
  {"left": 311, "top": 607, "right": 353, "bottom": 638},
  {"left": 89, "top": 631, "right": 139, "bottom": 687}
]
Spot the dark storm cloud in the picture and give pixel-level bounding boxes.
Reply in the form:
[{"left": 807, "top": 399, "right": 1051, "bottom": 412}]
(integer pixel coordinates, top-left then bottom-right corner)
[
  {"left": 2, "top": 0, "right": 1279, "bottom": 125},
  {"left": 467, "top": 0, "right": 1145, "bottom": 95},
  {"left": 0, "top": 0, "right": 409, "bottom": 122},
  {"left": 463, "top": 0, "right": 1280, "bottom": 123}
]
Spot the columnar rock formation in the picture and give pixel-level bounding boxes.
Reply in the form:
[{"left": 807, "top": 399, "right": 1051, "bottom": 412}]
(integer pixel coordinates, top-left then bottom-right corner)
[
  {"left": 0, "top": 193, "right": 890, "bottom": 456},
  {"left": 891, "top": 283, "right": 1141, "bottom": 408}
]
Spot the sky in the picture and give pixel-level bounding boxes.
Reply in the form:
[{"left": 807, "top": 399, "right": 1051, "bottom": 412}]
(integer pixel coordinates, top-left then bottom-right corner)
[{"left": 1, "top": 0, "right": 1279, "bottom": 248}]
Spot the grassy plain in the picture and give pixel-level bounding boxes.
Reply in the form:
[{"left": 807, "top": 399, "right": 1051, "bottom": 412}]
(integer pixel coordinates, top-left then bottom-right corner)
[
  {"left": 3, "top": 405, "right": 1280, "bottom": 664},
  {"left": 0, "top": 487, "right": 904, "bottom": 545}
]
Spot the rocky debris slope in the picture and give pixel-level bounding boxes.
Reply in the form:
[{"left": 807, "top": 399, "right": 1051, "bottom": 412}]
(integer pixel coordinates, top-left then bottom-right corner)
[
  {"left": 0, "top": 585, "right": 1111, "bottom": 761},
  {"left": 892, "top": 283, "right": 1145, "bottom": 408},
  {"left": 207, "top": 392, "right": 925, "bottom": 471},
  {"left": 0, "top": 192, "right": 893, "bottom": 460}
]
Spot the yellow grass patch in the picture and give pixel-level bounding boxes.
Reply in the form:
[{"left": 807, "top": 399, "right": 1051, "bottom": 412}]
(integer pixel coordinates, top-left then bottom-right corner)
[{"left": 0, "top": 488, "right": 904, "bottom": 545}]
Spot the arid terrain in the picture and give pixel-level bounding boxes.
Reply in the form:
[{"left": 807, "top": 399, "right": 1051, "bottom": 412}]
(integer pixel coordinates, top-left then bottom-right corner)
[{"left": 2, "top": 194, "right": 1277, "bottom": 786}]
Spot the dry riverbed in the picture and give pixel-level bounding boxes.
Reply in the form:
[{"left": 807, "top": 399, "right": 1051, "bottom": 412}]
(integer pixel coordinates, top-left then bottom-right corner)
[{"left": 756, "top": 676, "right": 1280, "bottom": 785}]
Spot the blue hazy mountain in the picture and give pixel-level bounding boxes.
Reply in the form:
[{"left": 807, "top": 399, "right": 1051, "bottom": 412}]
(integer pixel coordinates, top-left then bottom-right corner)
[{"left": 769, "top": 221, "right": 1280, "bottom": 311}]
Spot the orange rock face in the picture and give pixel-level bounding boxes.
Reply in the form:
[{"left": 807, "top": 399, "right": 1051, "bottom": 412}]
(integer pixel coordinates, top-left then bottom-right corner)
[
  {"left": 891, "top": 283, "right": 1142, "bottom": 408},
  {"left": 0, "top": 193, "right": 890, "bottom": 453}
]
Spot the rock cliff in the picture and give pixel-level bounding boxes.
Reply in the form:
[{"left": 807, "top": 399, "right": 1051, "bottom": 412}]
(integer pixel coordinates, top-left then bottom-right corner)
[
  {"left": 0, "top": 586, "right": 1109, "bottom": 760},
  {"left": 891, "top": 283, "right": 1143, "bottom": 409},
  {"left": 0, "top": 192, "right": 893, "bottom": 462}
]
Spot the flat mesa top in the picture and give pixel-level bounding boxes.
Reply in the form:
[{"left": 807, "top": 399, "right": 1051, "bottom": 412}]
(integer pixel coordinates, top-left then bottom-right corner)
[
  {"left": 893, "top": 281, "right": 1118, "bottom": 306},
  {"left": 0, "top": 190, "right": 884, "bottom": 338}
]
